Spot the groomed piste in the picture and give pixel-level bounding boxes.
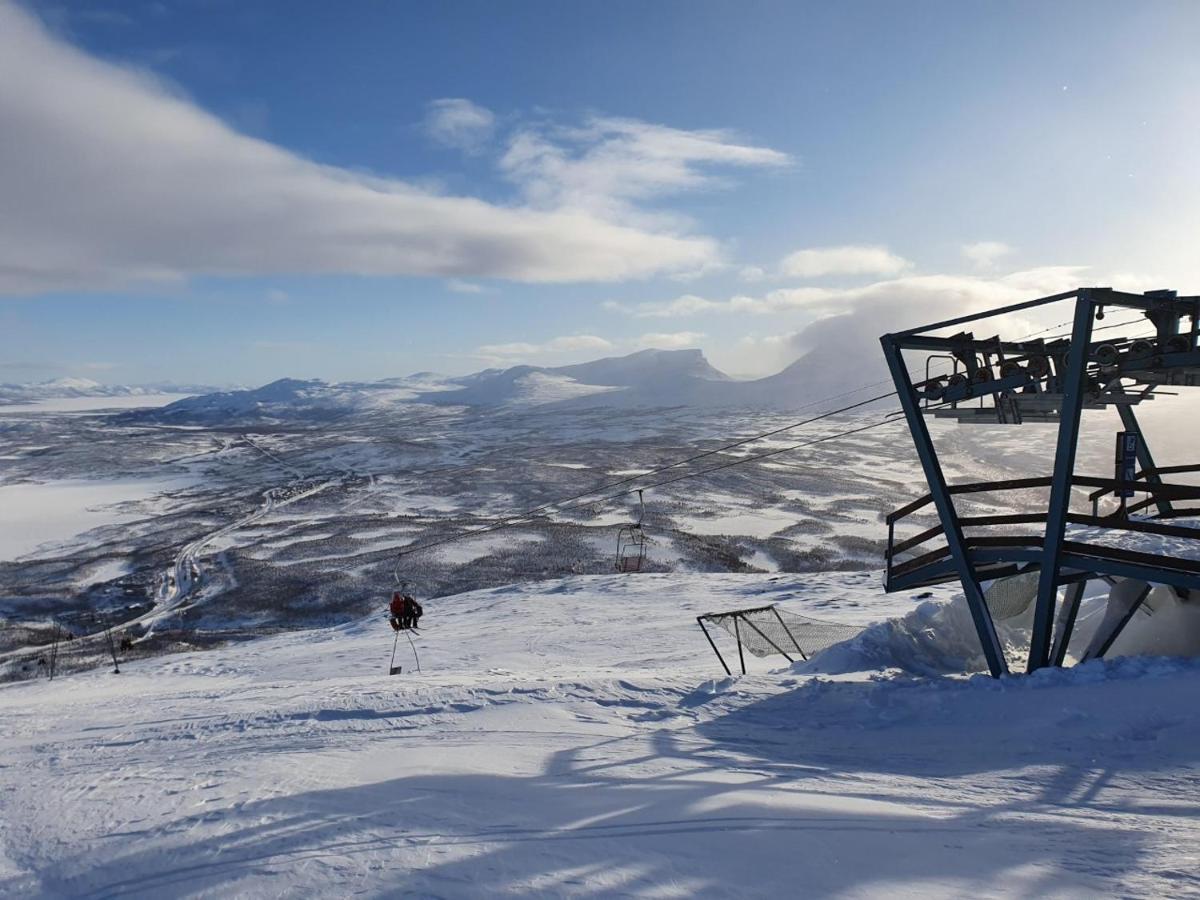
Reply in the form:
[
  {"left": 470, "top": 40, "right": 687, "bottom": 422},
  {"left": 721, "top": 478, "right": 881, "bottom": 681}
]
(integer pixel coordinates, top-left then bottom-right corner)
[{"left": 3, "top": 571, "right": 1198, "bottom": 898}]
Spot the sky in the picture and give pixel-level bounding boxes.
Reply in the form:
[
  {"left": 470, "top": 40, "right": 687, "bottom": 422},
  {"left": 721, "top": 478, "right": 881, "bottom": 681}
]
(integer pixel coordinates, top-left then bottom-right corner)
[{"left": 1, "top": 0, "right": 1198, "bottom": 386}]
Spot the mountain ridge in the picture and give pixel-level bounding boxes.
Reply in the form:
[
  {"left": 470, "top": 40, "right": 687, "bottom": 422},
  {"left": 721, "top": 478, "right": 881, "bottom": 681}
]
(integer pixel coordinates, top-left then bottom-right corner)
[{"left": 114, "top": 345, "right": 883, "bottom": 424}]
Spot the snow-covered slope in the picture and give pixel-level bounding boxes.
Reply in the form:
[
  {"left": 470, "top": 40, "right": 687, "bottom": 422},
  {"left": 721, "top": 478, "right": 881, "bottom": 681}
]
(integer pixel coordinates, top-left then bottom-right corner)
[{"left": 2, "top": 571, "right": 1197, "bottom": 898}]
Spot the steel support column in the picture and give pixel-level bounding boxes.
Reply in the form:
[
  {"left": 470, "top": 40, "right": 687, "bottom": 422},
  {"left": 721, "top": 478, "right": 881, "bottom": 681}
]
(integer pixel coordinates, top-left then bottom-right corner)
[
  {"left": 1028, "top": 292, "right": 1097, "bottom": 671},
  {"left": 1084, "top": 583, "right": 1153, "bottom": 661},
  {"left": 1049, "top": 580, "right": 1087, "bottom": 667},
  {"left": 881, "top": 335, "right": 1008, "bottom": 677}
]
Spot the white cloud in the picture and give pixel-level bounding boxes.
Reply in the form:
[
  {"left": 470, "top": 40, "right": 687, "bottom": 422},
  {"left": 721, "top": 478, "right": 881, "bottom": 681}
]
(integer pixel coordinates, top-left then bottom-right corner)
[
  {"left": 962, "top": 241, "right": 1013, "bottom": 269},
  {"left": 264, "top": 288, "right": 290, "bottom": 304},
  {"left": 547, "top": 334, "right": 615, "bottom": 353},
  {"left": 779, "top": 244, "right": 911, "bottom": 279},
  {"left": 446, "top": 279, "right": 485, "bottom": 294},
  {"left": 0, "top": 3, "right": 755, "bottom": 295},
  {"left": 620, "top": 267, "right": 1097, "bottom": 379},
  {"left": 477, "top": 334, "right": 614, "bottom": 357},
  {"left": 501, "top": 116, "right": 790, "bottom": 221},
  {"left": 770, "top": 266, "right": 1091, "bottom": 385},
  {"left": 604, "top": 294, "right": 722, "bottom": 318},
  {"left": 634, "top": 330, "right": 706, "bottom": 350},
  {"left": 713, "top": 332, "right": 804, "bottom": 378},
  {"left": 423, "top": 98, "right": 495, "bottom": 154},
  {"left": 606, "top": 287, "right": 837, "bottom": 318}
]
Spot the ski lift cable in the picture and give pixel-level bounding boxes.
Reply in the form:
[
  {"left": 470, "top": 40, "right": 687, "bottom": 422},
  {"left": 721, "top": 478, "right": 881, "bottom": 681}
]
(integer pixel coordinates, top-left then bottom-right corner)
[
  {"left": 386, "top": 408, "right": 915, "bottom": 563},
  {"left": 377, "top": 313, "right": 1158, "bottom": 573},
  {"left": 383, "top": 389, "right": 899, "bottom": 562}
]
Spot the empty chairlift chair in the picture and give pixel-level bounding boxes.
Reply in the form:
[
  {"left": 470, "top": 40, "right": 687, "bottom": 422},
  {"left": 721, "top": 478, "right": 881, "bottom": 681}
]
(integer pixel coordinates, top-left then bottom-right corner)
[{"left": 615, "top": 490, "right": 648, "bottom": 573}]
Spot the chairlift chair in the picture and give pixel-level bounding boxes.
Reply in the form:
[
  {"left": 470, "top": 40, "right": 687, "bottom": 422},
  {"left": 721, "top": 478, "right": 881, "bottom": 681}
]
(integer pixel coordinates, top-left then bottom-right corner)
[{"left": 615, "top": 490, "right": 648, "bottom": 573}]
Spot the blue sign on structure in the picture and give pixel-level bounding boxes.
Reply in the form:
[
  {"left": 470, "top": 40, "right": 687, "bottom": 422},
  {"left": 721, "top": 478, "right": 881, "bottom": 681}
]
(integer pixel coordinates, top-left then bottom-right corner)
[{"left": 1115, "top": 430, "right": 1139, "bottom": 498}]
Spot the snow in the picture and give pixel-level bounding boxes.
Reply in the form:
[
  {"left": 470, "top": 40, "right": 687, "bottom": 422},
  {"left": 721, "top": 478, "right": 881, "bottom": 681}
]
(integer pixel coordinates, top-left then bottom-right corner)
[
  {"left": 1068, "top": 516, "right": 1200, "bottom": 561},
  {"left": 677, "top": 508, "right": 797, "bottom": 538},
  {"left": 0, "top": 393, "right": 192, "bottom": 414},
  {"left": 2, "top": 571, "right": 1198, "bottom": 897},
  {"left": 0, "top": 477, "right": 190, "bottom": 561},
  {"left": 436, "top": 532, "right": 543, "bottom": 564}
]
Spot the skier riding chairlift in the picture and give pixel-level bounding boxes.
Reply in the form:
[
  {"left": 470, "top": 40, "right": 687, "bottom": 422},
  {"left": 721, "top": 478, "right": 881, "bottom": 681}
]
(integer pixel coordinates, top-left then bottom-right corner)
[{"left": 389, "top": 591, "right": 423, "bottom": 631}]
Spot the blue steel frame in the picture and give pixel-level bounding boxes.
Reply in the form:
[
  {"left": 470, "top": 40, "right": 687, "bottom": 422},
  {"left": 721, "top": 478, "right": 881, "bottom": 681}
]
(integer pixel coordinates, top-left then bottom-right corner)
[
  {"left": 882, "top": 336, "right": 1008, "bottom": 676},
  {"left": 881, "top": 285, "right": 1200, "bottom": 676},
  {"left": 1027, "top": 291, "right": 1095, "bottom": 670}
]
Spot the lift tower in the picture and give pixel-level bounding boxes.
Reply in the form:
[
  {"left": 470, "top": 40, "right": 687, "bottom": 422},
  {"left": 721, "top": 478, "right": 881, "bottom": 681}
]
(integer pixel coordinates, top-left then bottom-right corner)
[{"left": 881, "top": 287, "right": 1200, "bottom": 677}]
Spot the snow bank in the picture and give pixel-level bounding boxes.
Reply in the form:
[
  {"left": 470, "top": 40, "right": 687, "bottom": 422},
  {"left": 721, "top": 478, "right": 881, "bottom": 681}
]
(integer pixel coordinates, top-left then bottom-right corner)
[
  {"left": 797, "top": 595, "right": 996, "bottom": 675},
  {"left": 801, "top": 584, "right": 1200, "bottom": 677}
]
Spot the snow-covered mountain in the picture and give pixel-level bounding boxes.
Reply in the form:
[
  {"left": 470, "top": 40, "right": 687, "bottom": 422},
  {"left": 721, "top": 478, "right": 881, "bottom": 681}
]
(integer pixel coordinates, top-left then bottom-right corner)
[
  {"left": 427, "top": 348, "right": 729, "bottom": 408},
  {"left": 0, "top": 377, "right": 218, "bottom": 405},
  {"left": 119, "top": 374, "right": 457, "bottom": 424},
  {"left": 119, "top": 346, "right": 870, "bottom": 425}
]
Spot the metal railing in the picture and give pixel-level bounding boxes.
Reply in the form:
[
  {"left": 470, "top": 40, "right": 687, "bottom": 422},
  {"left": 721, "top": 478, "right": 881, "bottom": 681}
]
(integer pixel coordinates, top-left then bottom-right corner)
[{"left": 885, "top": 473, "right": 1200, "bottom": 589}]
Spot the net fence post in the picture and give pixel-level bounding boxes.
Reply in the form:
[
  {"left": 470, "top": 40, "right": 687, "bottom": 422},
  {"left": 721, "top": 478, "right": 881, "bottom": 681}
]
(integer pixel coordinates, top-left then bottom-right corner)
[
  {"left": 47, "top": 623, "right": 60, "bottom": 681},
  {"left": 103, "top": 615, "right": 120, "bottom": 675},
  {"left": 771, "top": 606, "right": 807, "bottom": 661},
  {"left": 739, "top": 615, "right": 794, "bottom": 664},
  {"left": 697, "top": 616, "right": 731, "bottom": 676},
  {"left": 733, "top": 616, "right": 747, "bottom": 675}
]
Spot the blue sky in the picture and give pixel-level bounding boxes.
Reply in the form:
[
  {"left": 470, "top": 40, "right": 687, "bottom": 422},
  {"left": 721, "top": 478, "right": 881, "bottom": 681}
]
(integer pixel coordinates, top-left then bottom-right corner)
[{"left": 2, "top": 0, "right": 1198, "bottom": 385}]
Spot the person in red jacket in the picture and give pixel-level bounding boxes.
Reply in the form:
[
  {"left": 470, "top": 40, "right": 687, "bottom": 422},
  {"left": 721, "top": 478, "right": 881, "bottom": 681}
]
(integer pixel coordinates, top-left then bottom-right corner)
[{"left": 389, "top": 592, "right": 407, "bottom": 631}]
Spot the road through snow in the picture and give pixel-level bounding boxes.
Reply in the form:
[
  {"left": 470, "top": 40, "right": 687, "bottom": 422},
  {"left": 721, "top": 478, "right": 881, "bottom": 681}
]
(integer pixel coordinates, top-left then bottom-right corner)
[
  {"left": 1, "top": 572, "right": 1197, "bottom": 898},
  {"left": 144, "top": 477, "right": 341, "bottom": 635}
]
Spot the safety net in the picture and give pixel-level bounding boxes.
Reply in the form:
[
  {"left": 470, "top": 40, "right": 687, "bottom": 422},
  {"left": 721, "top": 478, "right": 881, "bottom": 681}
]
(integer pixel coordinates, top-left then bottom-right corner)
[
  {"left": 983, "top": 570, "right": 1039, "bottom": 621},
  {"left": 700, "top": 605, "right": 863, "bottom": 660}
]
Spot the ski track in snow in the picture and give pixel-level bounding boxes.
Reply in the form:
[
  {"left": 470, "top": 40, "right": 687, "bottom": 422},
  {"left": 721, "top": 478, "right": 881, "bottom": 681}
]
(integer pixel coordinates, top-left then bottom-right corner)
[{"left": 2, "top": 572, "right": 1198, "bottom": 898}]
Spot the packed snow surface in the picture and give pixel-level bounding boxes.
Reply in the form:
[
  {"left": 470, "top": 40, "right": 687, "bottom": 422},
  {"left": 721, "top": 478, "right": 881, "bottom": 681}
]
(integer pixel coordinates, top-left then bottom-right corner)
[{"left": 3, "top": 572, "right": 1198, "bottom": 898}]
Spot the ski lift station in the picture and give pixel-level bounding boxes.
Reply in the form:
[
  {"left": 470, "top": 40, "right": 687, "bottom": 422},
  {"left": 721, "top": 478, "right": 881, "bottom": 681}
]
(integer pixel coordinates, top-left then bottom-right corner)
[{"left": 881, "top": 286, "right": 1200, "bottom": 677}]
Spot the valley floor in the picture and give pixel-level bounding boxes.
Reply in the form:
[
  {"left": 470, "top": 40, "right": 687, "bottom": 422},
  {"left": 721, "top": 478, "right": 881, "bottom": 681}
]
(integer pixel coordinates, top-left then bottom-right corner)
[{"left": 2, "top": 573, "right": 1198, "bottom": 898}]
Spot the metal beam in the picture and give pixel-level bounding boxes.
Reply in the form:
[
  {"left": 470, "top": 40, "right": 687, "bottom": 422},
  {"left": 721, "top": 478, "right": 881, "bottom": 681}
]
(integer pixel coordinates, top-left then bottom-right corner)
[
  {"left": 1050, "top": 581, "right": 1087, "bottom": 667},
  {"left": 771, "top": 607, "right": 807, "bottom": 661},
  {"left": 739, "top": 616, "right": 795, "bottom": 664},
  {"left": 1084, "top": 583, "right": 1153, "bottom": 661},
  {"left": 894, "top": 289, "right": 1081, "bottom": 338},
  {"left": 881, "top": 333, "right": 1008, "bottom": 677},
  {"left": 1028, "top": 291, "right": 1097, "bottom": 672},
  {"left": 1115, "top": 396, "right": 1172, "bottom": 518},
  {"left": 696, "top": 617, "right": 731, "bottom": 676}
]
